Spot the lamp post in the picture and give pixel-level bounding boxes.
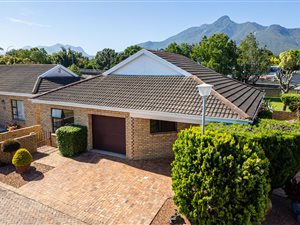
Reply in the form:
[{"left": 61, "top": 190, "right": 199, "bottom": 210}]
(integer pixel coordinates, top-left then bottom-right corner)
[{"left": 197, "top": 83, "right": 213, "bottom": 135}]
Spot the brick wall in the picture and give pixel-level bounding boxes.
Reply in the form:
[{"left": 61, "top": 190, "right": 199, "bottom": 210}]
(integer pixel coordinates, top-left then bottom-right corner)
[
  {"left": 14, "top": 132, "right": 38, "bottom": 153},
  {"left": 0, "top": 95, "right": 38, "bottom": 128},
  {"left": 38, "top": 104, "right": 193, "bottom": 160},
  {"left": 0, "top": 125, "right": 41, "bottom": 142},
  {"left": 0, "top": 132, "right": 37, "bottom": 164},
  {"left": 130, "top": 118, "right": 192, "bottom": 159},
  {"left": 272, "top": 111, "right": 298, "bottom": 120},
  {"left": 38, "top": 104, "right": 132, "bottom": 155}
]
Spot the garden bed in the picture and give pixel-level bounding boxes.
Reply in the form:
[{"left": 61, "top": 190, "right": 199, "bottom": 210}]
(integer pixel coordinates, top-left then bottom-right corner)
[
  {"left": 265, "top": 97, "right": 291, "bottom": 112},
  {"left": 0, "top": 162, "right": 53, "bottom": 188}
]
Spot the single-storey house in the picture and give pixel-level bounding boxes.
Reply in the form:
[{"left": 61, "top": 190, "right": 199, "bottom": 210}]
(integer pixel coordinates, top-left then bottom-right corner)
[
  {"left": 31, "top": 50, "right": 264, "bottom": 159},
  {"left": 0, "top": 64, "right": 80, "bottom": 129}
]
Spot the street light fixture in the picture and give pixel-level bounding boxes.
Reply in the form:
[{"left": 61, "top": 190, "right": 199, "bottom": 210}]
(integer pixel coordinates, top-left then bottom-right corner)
[{"left": 197, "top": 83, "right": 213, "bottom": 135}]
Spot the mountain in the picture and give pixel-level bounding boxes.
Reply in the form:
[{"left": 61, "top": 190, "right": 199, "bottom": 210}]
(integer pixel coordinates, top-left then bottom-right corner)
[
  {"left": 138, "top": 16, "right": 300, "bottom": 54},
  {"left": 23, "top": 43, "right": 91, "bottom": 57}
]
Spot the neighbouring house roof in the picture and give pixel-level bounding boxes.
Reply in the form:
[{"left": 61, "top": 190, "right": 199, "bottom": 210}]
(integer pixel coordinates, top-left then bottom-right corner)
[
  {"left": 0, "top": 64, "right": 80, "bottom": 96},
  {"left": 31, "top": 50, "right": 265, "bottom": 124}
]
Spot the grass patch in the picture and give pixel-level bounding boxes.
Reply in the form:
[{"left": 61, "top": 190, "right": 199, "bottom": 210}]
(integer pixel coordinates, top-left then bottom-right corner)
[{"left": 264, "top": 97, "right": 291, "bottom": 112}]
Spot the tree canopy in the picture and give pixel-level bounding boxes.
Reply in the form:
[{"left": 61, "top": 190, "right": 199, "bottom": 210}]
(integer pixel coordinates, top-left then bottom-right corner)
[
  {"left": 191, "top": 34, "right": 238, "bottom": 75},
  {"left": 277, "top": 49, "right": 300, "bottom": 93},
  {"left": 235, "top": 33, "right": 272, "bottom": 84},
  {"left": 0, "top": 45, "right": 143, "bottom": 71}
]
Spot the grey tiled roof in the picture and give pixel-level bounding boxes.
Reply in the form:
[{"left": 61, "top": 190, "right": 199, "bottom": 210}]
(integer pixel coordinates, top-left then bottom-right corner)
[
  {"left": 32, "top": 50, "right": 265, "bottom": 121},
  {"left": 0, "top": 64, "right": 56, "bottom": 94},
  {"left": 149, "top": 50, "right": 264, "bottom": 119},
  {"left": 0, "top": 64, "right": 80, "bottom": 94},
  {"left": 35, "top": 77, "right": 81, "bottom": 94},
  {"left": 34, "top": 75, "right": 241, "bottom": 119}
]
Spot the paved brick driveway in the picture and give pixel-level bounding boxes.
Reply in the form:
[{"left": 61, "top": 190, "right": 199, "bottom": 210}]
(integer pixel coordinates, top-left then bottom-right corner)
[
  {"left": 17, "top": 150, "right": 172, "bottom": 225},
  {"left": 0, "top": 186, "right": 86, "bottom": 225}
]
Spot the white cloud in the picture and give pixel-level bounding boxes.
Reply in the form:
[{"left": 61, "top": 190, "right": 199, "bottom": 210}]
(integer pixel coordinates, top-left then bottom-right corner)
[{"left": 8, "top": 17, "right": 50, "bottom": 28}]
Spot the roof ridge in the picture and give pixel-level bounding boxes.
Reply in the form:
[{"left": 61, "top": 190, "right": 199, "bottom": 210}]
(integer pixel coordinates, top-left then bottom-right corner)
[
  {"left": 31, "top": 75, "right": 102, "bottom": 99},
  {"left": 191, "top": 75, "right": 250, "bottom": 119}
]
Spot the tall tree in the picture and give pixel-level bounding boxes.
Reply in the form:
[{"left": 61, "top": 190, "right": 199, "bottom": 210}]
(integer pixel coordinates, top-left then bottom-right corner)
[
  {"left": 235, "top": 33, "right": 272, "bottom": 84},
  {"left": 94, "top": 48, "right": 118, "bottom": 70},
  {"left": 165, "top": 42, "right": 182, "bottom": 55},
  {"left": 6, "top": 48, "right": 50, "bottom": 64},
  {"left": 277, "top": 49, "right": 300, "bottom": 94},
  {"left": 51, "top": 47, "right": 87, "bottom": 68},
  {"left": 165, "top": 43, "right": 193, "bottom": 58},
  {"left": 179, "top": 43, "right": 193, "bottom": 58},
  {"left": 116, "top": 45, "right": 142, "bottom": 64},
  {"left": 191, "top": 34, "right": 238, "bottom": 75}
]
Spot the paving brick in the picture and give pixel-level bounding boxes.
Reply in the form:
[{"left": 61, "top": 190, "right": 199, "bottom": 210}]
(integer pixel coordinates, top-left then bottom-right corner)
[
  {"left": 0, "top": 186, "right": 86, "bottom": 225},
  {"left": 18, "top": 150, "right": 173, "bottom": 225}
]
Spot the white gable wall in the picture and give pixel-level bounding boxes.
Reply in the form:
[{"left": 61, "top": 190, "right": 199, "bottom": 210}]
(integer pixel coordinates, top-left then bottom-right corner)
[
  {"left": 39, "top": 65, "right": 78, "bottom": 78},
  {"left": 112, "top": 54, "right": 184, "bottom": 76}
]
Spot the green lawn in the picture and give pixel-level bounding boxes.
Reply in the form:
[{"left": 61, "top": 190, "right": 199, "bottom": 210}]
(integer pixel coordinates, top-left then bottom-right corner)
[{"left": 264, "top": 97, "right": 291, "bottom": 112}]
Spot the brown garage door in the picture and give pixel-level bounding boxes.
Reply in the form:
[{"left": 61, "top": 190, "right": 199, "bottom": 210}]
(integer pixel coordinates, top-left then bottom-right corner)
[{"left": 92, "top": 115, "right": 126, "bottom": 155}]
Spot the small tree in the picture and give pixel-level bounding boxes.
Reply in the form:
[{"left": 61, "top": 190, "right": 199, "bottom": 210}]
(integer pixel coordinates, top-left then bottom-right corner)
[
  {"left": 277, "top": 50, "right": 300, "bottom": 94},
  {"left": 235, "top": 33, "right": 272, "bottom": 84}
]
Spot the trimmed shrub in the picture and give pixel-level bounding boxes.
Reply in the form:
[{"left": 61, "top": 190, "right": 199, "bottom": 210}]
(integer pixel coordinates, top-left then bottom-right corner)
[
  {"left": 281, "top": 94, "right": 300, "bottom": 112},
  {"left": 0, "top": 151, "right": 13, "bottom": 164},
  {"left": 1, "top": 139, "right": 21, "bottom": 153},
  {"left": 56, "top": 125, "right": 87, "bottom": 157},
  {"left": 206, "top": 119, "right": 300, "bottom": 189},
  {"left": 172, "top": 128, "right": 270, "bottom": 225},
  {"left": 12, "top": 148, "right": 32, "bottom": 167}
]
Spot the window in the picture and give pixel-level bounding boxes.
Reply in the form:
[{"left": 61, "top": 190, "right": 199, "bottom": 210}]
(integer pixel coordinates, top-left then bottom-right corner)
[
  {"left": 11, "top": 100, "right": 25, "bottom": 120},
  {"left": 51, "top": 108, "right": 74, "bottom": 132},
  {"left": 150, "top": 120, "right": 177, "bottom": 133}
]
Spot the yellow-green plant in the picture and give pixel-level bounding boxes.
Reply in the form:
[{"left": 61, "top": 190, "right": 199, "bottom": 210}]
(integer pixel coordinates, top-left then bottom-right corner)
[{"left": 12, "top": 148, "right": 32, "bottom": 167}]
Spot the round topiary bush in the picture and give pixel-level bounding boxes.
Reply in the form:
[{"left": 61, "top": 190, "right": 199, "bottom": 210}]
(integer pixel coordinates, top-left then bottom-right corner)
[
  {"left": 172, "top": 127, "right": 271, "bottom": 225},
  {"left": 1, "top": 139, "right": 21, "bottom": 153},
  {"left": 12, "top": 148, "right": 33, "bottom": 167}
]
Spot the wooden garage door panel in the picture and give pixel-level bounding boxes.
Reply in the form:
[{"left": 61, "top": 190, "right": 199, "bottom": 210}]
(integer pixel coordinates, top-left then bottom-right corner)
[{"left": 92, "top": 115, "right": 126, "bottom": 154}]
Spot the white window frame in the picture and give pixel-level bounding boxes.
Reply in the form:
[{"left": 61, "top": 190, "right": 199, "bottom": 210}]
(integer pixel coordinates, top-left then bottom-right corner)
[{"left": 11, "top": 100, "right": 25, "bottom": 121}]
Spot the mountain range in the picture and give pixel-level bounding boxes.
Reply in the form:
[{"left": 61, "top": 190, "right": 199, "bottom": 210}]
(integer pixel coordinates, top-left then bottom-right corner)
[
  {"left": 138, "top": 16, "right": 300, "bottom": 54},
  {"left": 23, "top": 43, "right": 91, "bottom": 57}
]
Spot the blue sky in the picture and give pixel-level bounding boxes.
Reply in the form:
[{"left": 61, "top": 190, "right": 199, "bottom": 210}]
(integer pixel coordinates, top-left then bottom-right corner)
[{"left": 0, "top": 0, "right": 300, "bottom": 55}]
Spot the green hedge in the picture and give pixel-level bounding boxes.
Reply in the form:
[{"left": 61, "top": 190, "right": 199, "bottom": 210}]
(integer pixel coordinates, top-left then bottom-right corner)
[
  {"left": 281, "top": 94, "right": 300, "bottom": 112},
  {"left": 172, "top": 128, "right": 270, "bottom": 225},
  {"left": 206, "top": 119, "right": 300, "bottom": 189},
  {"left": 56, "top": 125, "right": 87, "bottom": 157}
]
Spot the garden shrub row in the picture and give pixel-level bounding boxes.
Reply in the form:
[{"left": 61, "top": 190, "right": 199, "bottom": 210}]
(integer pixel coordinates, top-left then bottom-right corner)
[
  {"left": 172, "top": 128, "right": 270, "bottom": 225},
  {"left": 205, "top": 119, "right": 300, "bottom": 189},
  {"left": 281, "top": 94, "right": 300, "bottom": 112},
  {"left": 56, "top": 125, "right": 87, "bottom": 157},
  {"left": 172, "top": 119, "right": 300, "bottom": 224}
]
